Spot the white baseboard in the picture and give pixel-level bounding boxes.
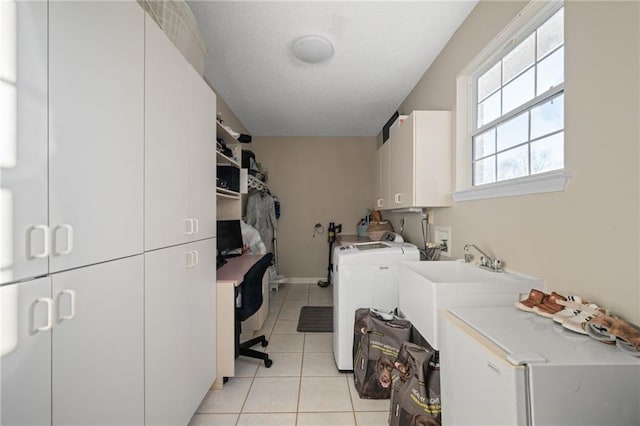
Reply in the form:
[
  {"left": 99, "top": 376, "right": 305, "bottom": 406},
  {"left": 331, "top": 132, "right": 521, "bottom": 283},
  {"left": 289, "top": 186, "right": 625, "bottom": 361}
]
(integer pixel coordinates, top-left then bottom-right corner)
[{"left": 287, "top": 277, "right": 326, "bottom": 284}]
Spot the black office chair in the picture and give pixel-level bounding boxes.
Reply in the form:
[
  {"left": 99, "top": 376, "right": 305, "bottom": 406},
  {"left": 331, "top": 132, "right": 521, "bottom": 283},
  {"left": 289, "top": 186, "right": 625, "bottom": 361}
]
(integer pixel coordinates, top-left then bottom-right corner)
[{"left": 235, "top": 253, "right": 274, "bottom": 368}]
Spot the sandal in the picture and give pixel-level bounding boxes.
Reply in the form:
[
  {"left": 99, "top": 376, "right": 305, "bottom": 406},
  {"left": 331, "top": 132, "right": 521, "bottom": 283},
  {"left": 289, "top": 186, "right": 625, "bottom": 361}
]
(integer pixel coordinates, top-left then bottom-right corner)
[
  {"left": 561, "top": 304, "right": 609, "bottom": 335},
  {"left": 515, "top": 289, "right": 547, "bottom": 312},
  {"left": 589, "top": 316, "right": 640, "bottom": 352},
  {"left": 552, "top": 295, "right": 586, "bottom": 324},
  {"left": 533, "top": 292, "right": 567, "bottom": 318},
  {"left": 585, "top": 316, "right": 618, "bottom": 344}
]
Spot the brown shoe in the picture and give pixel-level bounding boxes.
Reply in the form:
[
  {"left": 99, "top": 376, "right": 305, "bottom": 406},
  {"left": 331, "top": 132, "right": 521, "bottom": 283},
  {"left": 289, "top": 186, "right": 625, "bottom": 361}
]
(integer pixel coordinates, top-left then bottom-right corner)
[
  {"left": 533, "top": 292, "right": 567, "bottom": 318},
  {"left": 515, "top": 289, "right": 547, "bottom": 312}
]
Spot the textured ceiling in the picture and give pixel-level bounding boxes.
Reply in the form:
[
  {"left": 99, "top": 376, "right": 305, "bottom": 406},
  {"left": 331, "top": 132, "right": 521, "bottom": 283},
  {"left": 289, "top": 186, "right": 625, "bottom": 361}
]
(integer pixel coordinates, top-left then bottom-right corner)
[{"left": 188, "top": 1, "right": 477, "bottom": 137}]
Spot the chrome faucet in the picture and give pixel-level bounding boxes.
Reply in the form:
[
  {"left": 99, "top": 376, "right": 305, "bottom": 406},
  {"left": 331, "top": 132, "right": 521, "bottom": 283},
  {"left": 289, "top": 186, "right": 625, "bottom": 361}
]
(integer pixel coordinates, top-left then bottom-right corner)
[{"left": 464, "top": 243, "right": 503, "bottom": 272}]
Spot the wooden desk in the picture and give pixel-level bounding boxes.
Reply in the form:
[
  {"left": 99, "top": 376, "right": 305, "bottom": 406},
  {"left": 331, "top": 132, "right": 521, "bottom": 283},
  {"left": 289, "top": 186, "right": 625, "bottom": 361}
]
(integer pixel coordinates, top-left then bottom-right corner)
[{"left": 214, "top": 255, "right": 269, "bottom": 389}]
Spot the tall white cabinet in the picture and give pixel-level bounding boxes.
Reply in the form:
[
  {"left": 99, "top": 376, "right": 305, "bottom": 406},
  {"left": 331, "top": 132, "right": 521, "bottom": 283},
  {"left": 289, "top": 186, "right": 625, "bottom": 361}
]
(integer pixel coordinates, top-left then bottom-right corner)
[
  {"left": 1, "top": 1, "right": 49, "bottom": 284},
  {"left": 48, "top": 1, "right": 144, "bottom": 273},
  {"left": 145, "top": 14, "right": 217, "bottom": 251},
  {"left": 144, "top": 13, "right": 218, "bottom": 425},
  {"left": 2, "top": 2, "right": 218, "bottom": 425},
  {"left": 0, "top": 1, "right": 144, "bottom": 285}
]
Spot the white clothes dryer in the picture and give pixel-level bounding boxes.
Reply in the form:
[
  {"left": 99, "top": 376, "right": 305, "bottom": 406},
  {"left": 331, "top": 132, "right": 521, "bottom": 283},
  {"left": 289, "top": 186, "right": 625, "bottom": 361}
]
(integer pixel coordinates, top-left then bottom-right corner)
[{"left": 332, "top": 241, "right": 419, "bottom": 370}]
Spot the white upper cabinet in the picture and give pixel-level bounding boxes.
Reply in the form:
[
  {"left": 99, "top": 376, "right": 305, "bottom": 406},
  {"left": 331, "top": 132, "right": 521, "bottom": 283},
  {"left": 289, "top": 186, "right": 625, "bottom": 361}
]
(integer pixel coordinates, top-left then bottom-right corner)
[
  {"left": 48, "top": 1, "right": 144, "bottom": 272},
  {"left": 144, "top": 14, "right": 190, "bottom": 250},
  {"left": 1, "top": 1, "right": 49, "bottom": 284},
  {"left": 1, "top": 0, "right": 144, "bottom": 284},
  {"left": 187, "top": 68, "right": 217, "bottom": 242},
  {"left": 145, "top": 15, "right": 217, "bottom": 250},
  {"left": 375, "top": 140, "right": 391, "bottom": 209},
  {"left": 381, "top": 111, "right": 453, "bottom": 209}
]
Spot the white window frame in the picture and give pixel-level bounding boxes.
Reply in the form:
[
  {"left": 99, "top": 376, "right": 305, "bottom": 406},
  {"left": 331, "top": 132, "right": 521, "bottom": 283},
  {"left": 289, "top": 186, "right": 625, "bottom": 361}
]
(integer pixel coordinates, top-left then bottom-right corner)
[{"left": 453, "top": 0, "right": 571, "bottom": 202}]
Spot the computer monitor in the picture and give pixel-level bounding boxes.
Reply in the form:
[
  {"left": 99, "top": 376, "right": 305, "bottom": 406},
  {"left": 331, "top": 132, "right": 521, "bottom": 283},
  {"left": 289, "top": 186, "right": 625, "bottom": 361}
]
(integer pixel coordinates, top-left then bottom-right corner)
[{"left": 217, "top": 220, "right": 244, "bottom": 257}]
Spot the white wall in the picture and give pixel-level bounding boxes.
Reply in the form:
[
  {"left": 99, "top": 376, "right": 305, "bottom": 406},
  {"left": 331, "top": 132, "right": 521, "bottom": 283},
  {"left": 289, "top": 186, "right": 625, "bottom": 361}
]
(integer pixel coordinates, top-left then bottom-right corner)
[
  {"left": 388, "top": 0, "right": 640, "bottom": 323},
  {"left": 250, "top": 136, "right": 377, "bottom": 278}
]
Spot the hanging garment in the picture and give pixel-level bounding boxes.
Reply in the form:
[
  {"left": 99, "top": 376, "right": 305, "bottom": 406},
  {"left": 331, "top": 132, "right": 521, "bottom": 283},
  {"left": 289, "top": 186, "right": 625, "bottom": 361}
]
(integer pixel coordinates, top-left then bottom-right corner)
[{"left": 246, "top": 190, "right": 277, "bottom": 254}]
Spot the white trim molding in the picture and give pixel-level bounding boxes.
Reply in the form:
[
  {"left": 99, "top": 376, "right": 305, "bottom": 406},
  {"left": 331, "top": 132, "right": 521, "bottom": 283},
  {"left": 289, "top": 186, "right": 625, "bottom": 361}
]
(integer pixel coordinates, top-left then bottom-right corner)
[{"left": 453, "top": 170, "right": 572, "bottom": 202}]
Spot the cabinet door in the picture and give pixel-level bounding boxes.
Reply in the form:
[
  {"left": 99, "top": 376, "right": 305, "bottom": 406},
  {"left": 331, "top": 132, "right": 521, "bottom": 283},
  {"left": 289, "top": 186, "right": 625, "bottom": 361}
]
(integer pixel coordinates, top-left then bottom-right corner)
[
  {"left": 413, "top": 111, "right": 453, "bottom": 207},
  {"left": 0, "top": 1, "right": 48, "bottom": 284},
  {"left": 48, "top": 1, "right": 144, "bottom": 272},
  {"left": 1, "top": 277, "right": 52, "bottom": 426},
  {"left": 187, "top": 238, "right": 217, "bottom": 413},
  {"left": 389, "top": 115, "right": 414, "bottom": 208},
  {"left": 51, "top": 256, "right": 144, "bottom": 426},
  {"left": 376, "top": 142, "right": 391, "bottom": 209},
  {"left": 145, "top": 14, "right": 190, "bottom": 250},
  {"left": 145, "top": 244, "right": 191, "bottom": 425},
  {"left": 187, "top": 68, "right": 217, "bottom": 242}
]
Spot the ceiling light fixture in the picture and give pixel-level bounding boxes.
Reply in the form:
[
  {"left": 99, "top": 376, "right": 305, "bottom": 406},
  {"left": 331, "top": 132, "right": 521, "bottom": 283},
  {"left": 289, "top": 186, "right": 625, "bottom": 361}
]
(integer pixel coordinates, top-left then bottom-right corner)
[{"left": 292, "top": 35, "right": 334, "bottom": 64}]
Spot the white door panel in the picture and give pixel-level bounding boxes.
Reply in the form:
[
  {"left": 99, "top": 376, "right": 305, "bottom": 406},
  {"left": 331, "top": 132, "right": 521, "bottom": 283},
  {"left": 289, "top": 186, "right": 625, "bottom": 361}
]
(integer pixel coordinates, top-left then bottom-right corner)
[
  {"left": 187, "top": 70, "right": 217, "bottom": 241},
  {"left": 187, "top": 238, "right": 217, "bottom": 413},
  {"left": 145, "top": 244, "right": 191, "bottom": 425},
  {"left": 0, "top": 277, "right": 52, "bottom": 426},
  {"left": 389, "top": 116, "right": 414, "bottom": 208},
  {"left": 48, "top": 1, "right": 144, "bottom": 272},
  {"left": 51, "top": 256, "right": 144, "bottom": 426},
  {"left": 0, "top": 1, "right": 48, "bottom": 284},
  {"left": 144, "top": 15, "right": 189, "bottom": 250}
]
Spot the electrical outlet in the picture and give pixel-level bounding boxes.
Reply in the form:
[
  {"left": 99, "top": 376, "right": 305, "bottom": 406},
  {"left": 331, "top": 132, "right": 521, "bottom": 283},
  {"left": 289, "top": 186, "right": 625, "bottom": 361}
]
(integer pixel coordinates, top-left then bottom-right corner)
[{"left": 433, "top": 226, "right": 451, "bottom": 257}]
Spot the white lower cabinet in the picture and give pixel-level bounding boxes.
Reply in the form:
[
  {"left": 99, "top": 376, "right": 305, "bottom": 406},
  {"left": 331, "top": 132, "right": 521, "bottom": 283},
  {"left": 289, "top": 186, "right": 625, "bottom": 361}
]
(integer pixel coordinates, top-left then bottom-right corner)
[
  {"left": 1, "top": 277, "right": 52, "bottom": 426},
  {"left": 0, "top": 256, "right": 144, "bottom": 426},
  {"left": 145, "top": 238, "right": 216, "bottom": 425}
]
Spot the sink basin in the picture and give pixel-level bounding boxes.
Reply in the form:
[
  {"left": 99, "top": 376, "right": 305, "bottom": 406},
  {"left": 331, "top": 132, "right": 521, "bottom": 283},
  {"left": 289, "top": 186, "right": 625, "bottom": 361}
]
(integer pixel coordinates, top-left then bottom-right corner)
[
  {"left": 398, "top": 261, "right": 542, "bottom": 350},
  {"left": 402, "top": 260, "right": 535, "bottom": 285}
]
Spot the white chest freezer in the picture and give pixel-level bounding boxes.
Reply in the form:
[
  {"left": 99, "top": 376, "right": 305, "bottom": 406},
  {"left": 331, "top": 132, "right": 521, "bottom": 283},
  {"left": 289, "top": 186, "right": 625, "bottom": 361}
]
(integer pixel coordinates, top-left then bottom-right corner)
[
  {"left": 440, "top": 307, "right": 640, "bottom": 426},
  {"left": 332, "top": 241, "right": 419, "bottom": 370}
]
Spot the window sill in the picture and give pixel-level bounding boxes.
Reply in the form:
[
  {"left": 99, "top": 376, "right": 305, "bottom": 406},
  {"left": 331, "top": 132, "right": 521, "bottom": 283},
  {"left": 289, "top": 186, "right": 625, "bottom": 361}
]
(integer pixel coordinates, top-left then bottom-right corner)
[{"left": 453, "top": 170, "right": 572, "bottom": 202}]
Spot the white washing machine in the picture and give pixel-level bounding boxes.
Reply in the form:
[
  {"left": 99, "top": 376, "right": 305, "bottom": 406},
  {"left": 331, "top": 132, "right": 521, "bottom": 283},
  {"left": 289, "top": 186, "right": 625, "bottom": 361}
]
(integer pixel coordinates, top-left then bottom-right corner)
[{"left": 332, "top": 240, "right": 419, "bottom": 370}]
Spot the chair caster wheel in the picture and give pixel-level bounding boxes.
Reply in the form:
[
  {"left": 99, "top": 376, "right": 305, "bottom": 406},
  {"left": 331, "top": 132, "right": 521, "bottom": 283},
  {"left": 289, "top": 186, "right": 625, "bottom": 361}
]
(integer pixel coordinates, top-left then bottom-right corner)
[
  {"left": 264, "top": 359, "right": 273, "bottom": 368},
  {"left": 223, "top": 377, "right": 229, "bottom": 384},
  {"left": 261, "top": 340, "right": 269, "bottom": 347}
]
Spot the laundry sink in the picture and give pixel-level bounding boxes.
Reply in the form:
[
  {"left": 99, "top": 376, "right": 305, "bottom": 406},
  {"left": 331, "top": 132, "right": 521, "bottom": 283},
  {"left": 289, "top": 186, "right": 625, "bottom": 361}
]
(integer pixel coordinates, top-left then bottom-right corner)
[
  {"left": 403, "top": 260, "right": 535, "bottom": 285},
  {"left": 397, "top": 261, "right": 542, "bottom": 350}
]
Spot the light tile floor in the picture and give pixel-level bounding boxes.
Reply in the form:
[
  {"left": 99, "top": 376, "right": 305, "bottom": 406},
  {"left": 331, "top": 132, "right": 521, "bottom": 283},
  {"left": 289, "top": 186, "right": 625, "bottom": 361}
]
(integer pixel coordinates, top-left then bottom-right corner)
[{"left": 190, "top": 283, "right": 390, "bottom": 426}]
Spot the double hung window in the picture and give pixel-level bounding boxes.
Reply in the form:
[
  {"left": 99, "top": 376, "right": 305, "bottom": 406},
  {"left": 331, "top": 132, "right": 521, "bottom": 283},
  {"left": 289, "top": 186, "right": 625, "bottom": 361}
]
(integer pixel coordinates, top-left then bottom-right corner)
[
  {"left": 454, "top": 1, "right": 569, "bottom": 201},
  {"left": 473, "top": 6, "right": 564, "bottom": 186}
]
